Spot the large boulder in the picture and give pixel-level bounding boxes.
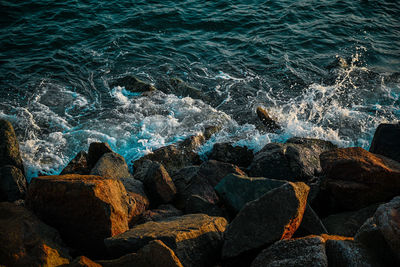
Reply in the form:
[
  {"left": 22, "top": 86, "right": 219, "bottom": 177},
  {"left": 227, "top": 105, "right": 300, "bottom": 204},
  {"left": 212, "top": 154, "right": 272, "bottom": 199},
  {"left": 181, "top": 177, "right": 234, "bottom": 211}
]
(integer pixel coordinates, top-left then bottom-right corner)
[
  {"left": 137, "top": 204, "right": 182, "bottom": 224},
  {"left": 90, "top": 152, "right": 132, "bottom": 179},
  {"left": 26, "top": 175, "right": 133, "bottom": 257},
  {"left": 296, "top": 204, "right": 328, "bottom": 237},
  {"left": 60, "top": 151, "right": 90, "bottom": 175},
  {"left": 208, "top": 143, "right": 254, "bottom": 168},
  {"left": 0, "top": 119, "right": 24, "bottom": 172},
  {"left": 105, "top": 214, "right": 228, "bottom": 267},
  {"left": 0, "top": 165, "right": 27, "bottom": 202},
  {"left": 197, "top": 160, "right": 246, "bottom": 187},
  {"left": 248, "top": 138, "right": 336, "bottom": 181},
  {"left": 87, "top": 142, "right": 113, "bottom": 168},
  {"left": 0, "top": 202, "right": 70, "bottom": 266},
  {"left": 118, "top": 178, "right": 149, "bottom": 225},
  {"left": 185, "top": 195, "right": 228, "bottom": 218},
  {"left": 222, "top": 182, "right": 310, "bottom": 259},
  {"left": 320, "top": 147, "right": 400, "bottom": 210},
  {"left": 64, "top": 256, "right": 101, "bottom": 267},
  {"left": 251, "top": 236, "right": 328, "bottom": 267},
  {"left": 369, "top": 123, "right": 400, "bottom": 163},
  {"left": 355, "top": 196, "right": 400, "bottom": 265}
]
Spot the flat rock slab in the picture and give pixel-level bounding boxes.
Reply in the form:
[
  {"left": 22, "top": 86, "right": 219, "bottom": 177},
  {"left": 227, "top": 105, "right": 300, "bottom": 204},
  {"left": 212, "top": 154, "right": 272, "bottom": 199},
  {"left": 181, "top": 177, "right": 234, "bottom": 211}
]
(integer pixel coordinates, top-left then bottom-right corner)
[{"left": 105, "top": 214, "right": 228, "bottom": 267}]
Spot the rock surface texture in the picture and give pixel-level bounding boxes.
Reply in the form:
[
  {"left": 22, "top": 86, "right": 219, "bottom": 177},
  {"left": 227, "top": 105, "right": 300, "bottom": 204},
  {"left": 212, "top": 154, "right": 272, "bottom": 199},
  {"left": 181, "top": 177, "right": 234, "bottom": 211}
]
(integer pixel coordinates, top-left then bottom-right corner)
[
  {"left": 90, "top": 152, "right": 132, "bottom": 179},
  {"left": 369, "top": 122, "right": 400, "bottom": 163},
  {"left": 60, "top": 151, "right": 90, "bottom": 175},
  {"left": 0, "top": 119, "right": 24, "bottom": 172},
  {"left": 209, "top": 143, "right": 254, "bottom": 167},
  {"left": 0, "top": 165, "right": 27, "bottom": 202}
]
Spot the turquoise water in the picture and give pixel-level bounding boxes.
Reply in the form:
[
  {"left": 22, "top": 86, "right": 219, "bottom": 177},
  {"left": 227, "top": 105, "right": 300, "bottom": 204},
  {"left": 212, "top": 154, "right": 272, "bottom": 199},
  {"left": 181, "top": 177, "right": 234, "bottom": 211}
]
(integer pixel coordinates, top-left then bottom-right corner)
[{"left": 1, "top": 0, "right": 399, "bottom": 179}]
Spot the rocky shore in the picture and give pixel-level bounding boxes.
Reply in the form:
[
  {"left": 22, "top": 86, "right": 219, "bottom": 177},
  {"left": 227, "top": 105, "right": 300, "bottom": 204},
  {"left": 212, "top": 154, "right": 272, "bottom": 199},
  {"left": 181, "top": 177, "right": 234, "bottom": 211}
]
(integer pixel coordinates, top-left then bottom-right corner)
[{"left": 1, "top": 117, "right": 400, "bottom": 267}]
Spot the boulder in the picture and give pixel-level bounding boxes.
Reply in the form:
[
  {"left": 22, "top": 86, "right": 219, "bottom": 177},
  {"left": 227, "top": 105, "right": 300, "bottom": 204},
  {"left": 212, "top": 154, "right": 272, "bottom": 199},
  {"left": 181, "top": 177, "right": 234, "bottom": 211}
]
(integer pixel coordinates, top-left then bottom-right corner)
[
  {"left": 26, "top": 175, "right": 133, "bottom": 257},
  {"left": 0, "top": 202, "right": 70, "bottom": 266},
  {"left": 170, "top": 166, "right": 200, "bottom": 209},
  {"left": 64, "top": 256, "right": 101, "bottom": 267},
  {"left": 156, "top": 77, "right": 204, "bottom": 100},
  {"left": 0, "top": 165, "right": 27, "bottom": 202},
  {"left": 90, "top": 152, "right": 132, "bottom": 179},
  {"left": 248, "top": 138, "right": 336, "bottom": 181},
  {"left": 222, "top": 182, "right": 310, "bottom": 259},
  {"left": 322, "top": 203, "right": 380, "bottom": 236},
  {"left": 87, "top": 142, "right": 113, "bottom": 168},
  {"left": 355, "top": 196, "right": 400, "bottom": 265},
  {"left": 203, "top": 125, "right": 222, "bottom": 140},
  {"left": 209, "top": 143, "right": 254, "bottom": 168},
  {"left": 369, "top": 123, "right": 400, "bottom": 163},
  {"left": 98, "top": 240, "right": 183, "bottom": 267},
  {"left": 110, "top": 75, "right": 156, "bottom": 93},
  {"left": 0, "top": 119, "right": 24, "bottom": 172},
  {"left": 256, "top": 107, "right": 281, "bottom": 132},
  {"left": 60, "top": 151, "right": 90, "bottom": 175},
  {"left": 137, "top": 204, "right": 182, "bottom": 224},
  {"left": 118, "top": 178, "right": 149, "bottom": 225},
  {"left": 251, "top": 236, "right": 328, "bottom": 267},
  {"left": 197, "top": 160, "right": 246, "bottom": 187},
  {"left": 295, "top": 204, "right": 328, "bottom": 237},
  {"left": 320, "top": 147, "right": 400, "bottom": 210},
  {"left": 105, "top": 214, "right": 228, "bottom": 267},
  {"left": 185, "top": 194, "right": 228, "bottom": 218}
]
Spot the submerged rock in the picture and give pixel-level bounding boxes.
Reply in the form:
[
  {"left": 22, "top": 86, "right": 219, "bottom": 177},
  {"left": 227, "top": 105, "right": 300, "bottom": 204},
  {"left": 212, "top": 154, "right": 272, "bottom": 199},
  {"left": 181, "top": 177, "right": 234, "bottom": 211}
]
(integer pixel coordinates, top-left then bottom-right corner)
[
  {"left": 60, "top": 151, "right": 90, "bottom": 175},
  {"left": 156, "top": 77, "right": 204, "bottom": 101},
  {"left": 87, "top": 142, "right": 113, "bottom": 168},
  {"left": 110, "top": 75, "right": 156, "bottom": 93},
  {"left": 0, "top": 119, "right": 24, "bottom": 173},
  {"left": 209, "top": 143, "right": 254, "bottom": 168},
  {"left": 90, "top": 152, "right": 132, "bottom": 179},
  {"left": 369, "top": 122, "right": 400, "bottom": 163},
  {"left": 256, "top": 107, "right": 281, "bottom": 132},
  {"left": 0, "top": 165, "right": 27, "bottom": 202},
  {"left": 105, "top": 214, "right": 228, "bottom": 267}
]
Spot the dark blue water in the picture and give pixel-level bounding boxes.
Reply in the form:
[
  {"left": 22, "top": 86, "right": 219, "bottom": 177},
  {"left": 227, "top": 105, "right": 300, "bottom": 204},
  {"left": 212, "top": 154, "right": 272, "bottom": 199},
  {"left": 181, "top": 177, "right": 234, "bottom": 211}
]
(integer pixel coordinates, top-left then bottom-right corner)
[{"left": 1, "top": 0, "right": 399, "bottom": 179}]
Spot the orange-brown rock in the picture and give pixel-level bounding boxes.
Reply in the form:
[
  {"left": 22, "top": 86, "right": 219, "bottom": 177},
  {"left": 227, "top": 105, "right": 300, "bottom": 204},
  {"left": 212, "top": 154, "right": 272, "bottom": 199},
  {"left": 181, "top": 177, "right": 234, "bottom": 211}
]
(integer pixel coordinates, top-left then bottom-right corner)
[
  {"left": 26, "top": 175, "right": 133, "bottom": 257},
  {"left": 0, "top": 202, "right": 70, "bottom": 267},
  {"left": 320, "top": 147, "right": 400, "bottom": 210},
  {"left": 63, "top": 256, "right": 101, "bottom": 267}
]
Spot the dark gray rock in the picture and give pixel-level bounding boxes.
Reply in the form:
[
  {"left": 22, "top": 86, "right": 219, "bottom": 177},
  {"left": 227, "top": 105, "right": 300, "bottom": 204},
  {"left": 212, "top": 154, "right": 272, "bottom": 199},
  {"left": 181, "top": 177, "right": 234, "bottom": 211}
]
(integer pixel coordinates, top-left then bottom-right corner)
[
  {"left": 222, "top": 182, "right": 310, "bottom": 259},
  {"left": 185, "top": 195, "right": 228, "bottom": 218},
  {"left": 156, "top": 77, "right": 204, "bottom": 101},
  {"left": 137, "top": 204, "right": 183, "bottom": 224},
  {"left": 0, "top": 119, "right": 24, "bottom": 173},
  {"left": 0, "top": 165, "right": 27, "bottom": 202},
  {"left": 197, "top": 160, "right": 246, "bottom": 188},
  {"left": 209, "top": 143, "right": 254, "bottom": 168},
  {"left": 87, "top": 142, "right": 113, "bottom": 168},
  {"left": 256, "top": 107, "right": 281, "bottom": 132},
  {"left": 295, "top": 204, "right": 328, "bottom": 237},
  {"left": 110, "top": 75, "right": 156, "bottom": 93},
  {"left": 60, "top": 151, "right": 90, "bottom": 175},
  {"left": 90, "top": 152, "right": 132, "bottom": 179},
  {"left": 369, "top": 123, "right": 400, "bottom": 163}
]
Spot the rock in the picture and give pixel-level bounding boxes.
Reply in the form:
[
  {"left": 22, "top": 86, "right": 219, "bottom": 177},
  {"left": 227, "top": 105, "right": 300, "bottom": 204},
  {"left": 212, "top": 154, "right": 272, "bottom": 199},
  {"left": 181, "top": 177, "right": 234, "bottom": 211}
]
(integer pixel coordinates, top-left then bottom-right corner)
[
  {"left": 320, "top": 147, "right": 400, "bottom": 210},
  {"left": 26, "top": 174, "right": 132, "bottom": 257},
  {"left": 251, "top": 236, "right": 328, "bottom": 267},
  {"left": 179, "top": 174, "right": 219, "bottom": 208},
  {"left": 90, "top": 152, "right": 132, "bottom": 179},
  {"left": 325, "top": 239, "right": 384, "bottom": 267},
  {"left": 295, "top": 204, "right": 328, "bottom": 237},
  {"left": 98, "top": 240, "right": 183, "bottom": 267},
  {"left": 110, "top": 75, "right": 156, "bottom": 93},
  {"left": 87, "top": 142, "right": 113, "bottom": 168},
  {"left": 156, "top": 77, "right": 204, "bottom": 100},
  {"left": 215, "top": 173, "right": 286, "bottom": 214},
  {"left": 0, "top": 119, "right": 24, "bottom": 173},
  {"left": 170, "top": 166, "right": 200, "bottom": 209},
  {"left": 137, "top": 204, "right": 182, "bottom": 224},
  {"left": 0, "top": 202, "right": 70, "bottom": 266},
  {"left": 185, "top": 195, "right": 228, "bottom": 218},
  {"left": 0, "top": 165, "right": 27, "bottom": 202},
  {"left": 105, "top": 214, "right": 228, "bottom": 267},
  {"left": 222, "top": 182, "right": 310, "bottom": 259},
  {"left": 60, "top": 151, "right": 90, "bottom": 175},
  {"left": 256, "top": 107, "right": 281, "bottom": 132},
  {"left": 370, "top": 123, "right": 400, "bottom": 163},
  {"left": 248, "top": 138, "right": 336, "bottom": 181},
  {"left": 203, "top": 125, "right": 222, "bottom": 140},
  {"left": 209, "top": 143, "right": 254, "bottom": 168},
  {"left": 355, "top": 196, "right": 400, "bottom": 265},
  {"left": 118, "top": 178, "right": 149, "bottom": 225},
  {"left": 322, "top": 203, "right": 380, "bottom": 236},
  {"left": 64, "top": 256, "right": 101, "bottom": 267},
  {"left": 197, "top": 160, "right": 246, "bottom": 187}
]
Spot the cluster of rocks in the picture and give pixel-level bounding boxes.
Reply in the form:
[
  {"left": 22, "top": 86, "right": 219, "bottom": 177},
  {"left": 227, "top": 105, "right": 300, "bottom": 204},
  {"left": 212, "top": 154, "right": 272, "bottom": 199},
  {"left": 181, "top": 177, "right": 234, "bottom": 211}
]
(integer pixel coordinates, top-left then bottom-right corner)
[{"left": 1, "top": 118, "right": 399, "bottom": 267}]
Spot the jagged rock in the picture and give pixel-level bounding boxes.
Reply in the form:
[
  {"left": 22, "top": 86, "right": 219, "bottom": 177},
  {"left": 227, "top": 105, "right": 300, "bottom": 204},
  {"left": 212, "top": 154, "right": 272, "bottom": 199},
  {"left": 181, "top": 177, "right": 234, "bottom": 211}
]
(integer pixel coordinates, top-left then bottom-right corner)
[
  {"left": 197, "top": 160, "right": 246, "bottom": 187},
  {"left": 26, "top": 175, "right": 133, "bottom": 257},
  {"left": 61, "top": 151, "right": 90, "bottom": 175},
  {"left": 355, "top": 196, "right": 400, "bottom": 265},
  {"left": 296, "top": 204, "right": 328, "bottom": 237},
  {"left": 90, "top": 152, "right": 132, "bottom": 179},
  {"left": 256, "top": 107, "right": 281, "bottom": 132},
  {"left": 209, "top": 143, "right": 254, "bottom": 168},
  {"left": 251, "top": 236, "right": 328, "bottom": 267},
  {"left": 185, "top": 195, "right": 228, "bottom": 218},
  {"left": 222, "top": 182, "right": 310, "bottom": 259},
  {"left": 156, "top": 77, "right": 203, "bottom": 100},
  {"left": 87, "top": 142, "right": 113, "bottom": 168},
  {"left": 110, "top": 75, "right": 156, "bottom": 93},
  {"left": 215, "top": 174, "right": 286, "bottom": 214},
  {"left": 0, "top": 202, "right": 70, "bottom": 266},
  {"left": 320, "top": 147, "right": 400, "bottom": 210},
  {"left": 322, "top": 203, "right": 380, "bottom": 236},
  {"left": 105, "top": 214, "right": 228, "bottom": 267},
  {"left": 170, "top": 166, "right": 200, "bottom": 209},
  {"left": 203, "top": 125, "right": 222, "bottom": 140},
  {"left": 0, "top": 165, "right": 27, "bottom": 202},
  {"left": 64, "top": 256, "right": 101, "bottom": 267},
  {"left": 0, "top": 119, "right": 24, "bottom": 173},
  {"left": 369, "top": 123, "right": 400, "bottom": 163},
  {"left": 98, "top": 240, "right": 183, "bottom": 267},
  {"left": 248, "top": 138, "right": 336, "bottom": 181},
  {"left": 137, "top": 204, "right": 182, "bottom": 224},
  {"left": 118, "top": 178, "right": 149, "bottom": 225}
]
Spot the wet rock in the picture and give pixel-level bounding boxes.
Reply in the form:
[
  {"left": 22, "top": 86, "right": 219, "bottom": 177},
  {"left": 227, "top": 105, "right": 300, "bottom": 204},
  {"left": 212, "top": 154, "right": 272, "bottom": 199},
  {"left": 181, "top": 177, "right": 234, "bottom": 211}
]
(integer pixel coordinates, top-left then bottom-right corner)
[
  {"left": 98, "top": 240, "right": 183, "bottom": 267},
  {"left": 322, "top": 203, "right": 380, "bottom": 236},
  {"left": 137, "top": 204, "right": 182, "bottom": 224},
  {"left": 369, "top": 123, "right": 400, "bottom": 163},
  {"left": 0, "top": 165, "right": 27, "bottom": 202},
  {"left": 222, "top": 182, "right": 310, "bottom": 259},
  {"left": 203, "top": 125, "right": 222, "bottom": 140},
  {"left": 256, "top": 107, "right": 281, "bottom": 132},
  {"left": 0, "top": 119, "right": 24, "bottom": 173},
  {"left": 0, "top": 202, "right": 70, "bottom": 266},
  {"left": 355, "top": 196, "right": 400, "bottom": 265},
  {"left": 60, "top": 151, "right": 90, "bottom": 175},
  {"left": 320, "top": 147, "right": 400, "bottom": 210},
  {"left": 215, "top": 173, "right": 286, "bottom": 214},
  {"left": 209, "top": 143, "right": 254, "bottom": 168},
  {"left": 87, "top": 142, "right": 113, "bottom": 168},
  {"left": 119, "top": 178, "right": 149, "bottom": 225},
  {"left": 157, "top": 77, "right": 203, "bottom": 101},
  {"left": 296, "top": 204, "right": 328, "bottom": 237},
  {"left": 251, "top": 236, "right": 328, "bottom": 267},
  {"left": 26, "top": 174, "right": 133, "bottom": 257},
  {"left": 105, "top": 214, "right": 228, "bottom": 267},
  {"left": 90, "top": 152, "right": 132, "bottom": 179},
  {"left": 110, "top": 75, "right": 156, "bottom": 93},
  {"left": 248, "top": 138, "right": 336, "bottom": 181},
  {"left": 185, "top": 194, "right": 228, "bottom": 218},
  {"left": 64, "top": 256, "right": 101, "bottom": 267}
]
